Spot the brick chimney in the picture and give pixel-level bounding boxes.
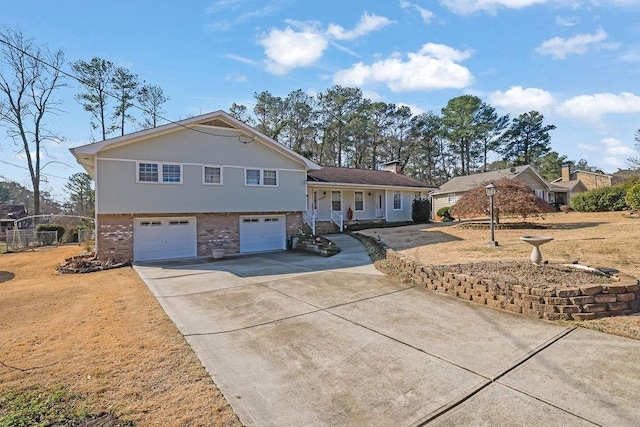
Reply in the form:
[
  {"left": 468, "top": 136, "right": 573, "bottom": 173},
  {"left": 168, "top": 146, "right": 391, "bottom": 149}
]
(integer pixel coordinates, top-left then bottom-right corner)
[
  {"left": 383, "top": 160, "right": 402, "bottom": 174},
  {"left": 561, "top": 163, "right": 571, "bottom": 182}
]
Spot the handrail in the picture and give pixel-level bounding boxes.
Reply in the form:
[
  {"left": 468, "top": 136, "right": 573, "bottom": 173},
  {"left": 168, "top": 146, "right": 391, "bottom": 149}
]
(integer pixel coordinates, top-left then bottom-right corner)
[
  {"left": 330, "top": 210, "right": 343, "bottom": 232},
  {"left": 303, "top": 210, "right": 316, "bottom": 235}
]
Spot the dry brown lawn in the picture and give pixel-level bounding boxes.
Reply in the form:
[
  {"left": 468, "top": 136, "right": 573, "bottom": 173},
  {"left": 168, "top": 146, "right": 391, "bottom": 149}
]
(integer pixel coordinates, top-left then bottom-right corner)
[
  {"left": 0, "top": 245, "right": 241, "bottom": 426},
  {"left": 360, "top": 211, "right": 640, "bottom": 340}
]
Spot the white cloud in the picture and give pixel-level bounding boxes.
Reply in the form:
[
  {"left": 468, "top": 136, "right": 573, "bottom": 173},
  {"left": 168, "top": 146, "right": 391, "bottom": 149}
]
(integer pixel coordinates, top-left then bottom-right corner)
[
  {"left": 555, "top": 15, "right": 580, "bottom": 27},
  {"left": 224, "top": 54, "right": 260, "bottom": 66},
  {"left": 398, "top": 103, "right": 426, "bottom": 115},
  {"left": 535, "top": 28, "right": 614, "bottom": 59},
  {"left": 333, "top": 43, "right": 473, "bottom": 92},
  {"left": 400, "top": 1, "right": 435, "bottom": 23},
  {"left": 259, "top": 27, "right": 329, "bottom": 75},
  {"left": 257, "top": 12, "right": 392, "bottom": 75},
  {"left": 362, "top": 90, "right": 384, "bottom": 101},
  {"left": 440, "top": 0, "right": 549, "bottom": 15},
  {"left": 224, "top": 72, "right": 247, "bottom": 82},
  {"left": 488, "top": 86, "right": 555, "bottom": 112},
  {"left": 326, "top": 12, "right": 393, "bottom": 41},
  {"left": 601, "top": 137, "right": 636, "bottom": 156},
  {"left": 558, "top": 92, "right": 640, "bottom": 120}
]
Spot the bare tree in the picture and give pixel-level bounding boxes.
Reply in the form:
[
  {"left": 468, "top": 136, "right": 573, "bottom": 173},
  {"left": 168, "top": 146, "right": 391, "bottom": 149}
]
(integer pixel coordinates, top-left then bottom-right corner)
[
  {"left": 0, "top": 27, "right": 65, "bottom": 217},
  {"left": 628, "top": 129, "right": 640, "bottom": 169}
]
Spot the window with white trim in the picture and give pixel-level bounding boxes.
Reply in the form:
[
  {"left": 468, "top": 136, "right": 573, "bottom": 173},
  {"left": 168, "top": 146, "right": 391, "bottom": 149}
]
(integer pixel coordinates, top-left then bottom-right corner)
[
  {"left": 138, "top": 163, "right": 158, "bottom": 182},
  {"left": 393, "top": 190, "right": 402, "bottom": 210},
  {"left": 245, "top": 168, "right": 278, "bottom": 186},
  {"left": 331, "top": 191, "right": 341, "bottom": 211},
  {"left": 138, "top": 162, "right": 181, "bottom": 183},
  {"left": 162, "top": 164, "right": 181, "bottom": 183},
  {"left": 415, "top": 191, "right": 421, "bottom": 200},
  {"left": 535, "top": 189, "right": 545, "bottom": 199},
  {"left": 263, "top": 170, "right": 277, "bottom": 186},
  {"left": 354, "top": 191, "right": 364, "bottom": 211},
  {"left": 245, "top": 169, "right": 261, "bottom": 185},
  {"left": 447, "top": 193, "right": 459, "bottom": 204},
  {"left": 203, "top": 166, "right": 222, "bottom": 184}
]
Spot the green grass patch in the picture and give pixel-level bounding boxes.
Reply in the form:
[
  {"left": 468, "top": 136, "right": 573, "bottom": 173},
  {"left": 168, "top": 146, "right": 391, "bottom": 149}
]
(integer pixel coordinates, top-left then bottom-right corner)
[{"left": 0, "top": 385, "right": 89, "bottom": 426}]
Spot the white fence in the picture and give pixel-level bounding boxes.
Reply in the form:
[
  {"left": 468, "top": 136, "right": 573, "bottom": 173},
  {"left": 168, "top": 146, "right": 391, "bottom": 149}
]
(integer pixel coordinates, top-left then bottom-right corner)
[{"left": 5, "top": 230, "right": 58, "bottom": 252}]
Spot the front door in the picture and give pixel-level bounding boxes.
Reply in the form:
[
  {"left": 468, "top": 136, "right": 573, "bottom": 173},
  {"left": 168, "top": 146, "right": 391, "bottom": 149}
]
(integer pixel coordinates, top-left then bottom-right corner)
[
  {"left": 375, "top": 191, "right": 384, "bottom": 218},
  {"left": 313, "top": 191, "right": 319, "bottom": 218}
]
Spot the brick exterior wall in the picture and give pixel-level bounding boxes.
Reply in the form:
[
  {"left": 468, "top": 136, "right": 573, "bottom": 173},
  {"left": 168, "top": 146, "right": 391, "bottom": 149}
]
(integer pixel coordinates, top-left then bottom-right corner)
[
  {"left": 383, "top": 247, "right": 640, "bottom": 321},
  {"left": 96, "top": 214, "right": 134, "bottom": 261},
  {"left": 97, "top": 211, "right": 303, "bottom": 262}
]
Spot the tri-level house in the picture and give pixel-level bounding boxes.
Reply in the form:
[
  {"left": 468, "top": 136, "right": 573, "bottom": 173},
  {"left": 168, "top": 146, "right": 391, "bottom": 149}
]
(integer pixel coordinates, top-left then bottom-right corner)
[{"left": 71, "top": 111, "right": 435, "bottom": 262}]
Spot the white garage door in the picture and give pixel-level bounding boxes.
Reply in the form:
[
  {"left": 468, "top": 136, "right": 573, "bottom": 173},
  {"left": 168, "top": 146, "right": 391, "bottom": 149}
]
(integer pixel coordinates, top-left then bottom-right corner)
[
  {"left": 240, "top": 216, "right": 286, "bottom": 253},
  {"left": 134, "top": 217, "right": 197, "bottom": 261}
]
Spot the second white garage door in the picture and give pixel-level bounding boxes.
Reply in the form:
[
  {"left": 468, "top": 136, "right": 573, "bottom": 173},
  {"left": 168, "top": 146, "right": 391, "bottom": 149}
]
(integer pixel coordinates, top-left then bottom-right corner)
[
  {"left": 133, "top": 217, "right": 197, "bottom": 261},
  {"left": 239, "top": 215, "right": 286, "bottom": 253}
]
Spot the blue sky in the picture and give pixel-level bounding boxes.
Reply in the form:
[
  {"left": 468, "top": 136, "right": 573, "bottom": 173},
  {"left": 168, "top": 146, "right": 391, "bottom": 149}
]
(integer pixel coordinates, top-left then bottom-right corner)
[{"left": 2, "top": 0, "right": 640, "bottom": 200}]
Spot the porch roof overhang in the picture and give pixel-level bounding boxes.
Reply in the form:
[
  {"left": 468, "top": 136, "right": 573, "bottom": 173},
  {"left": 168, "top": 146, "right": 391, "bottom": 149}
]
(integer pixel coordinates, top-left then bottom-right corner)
[{"left": 306, "top": 182, "right": 435, "bottom": 191}]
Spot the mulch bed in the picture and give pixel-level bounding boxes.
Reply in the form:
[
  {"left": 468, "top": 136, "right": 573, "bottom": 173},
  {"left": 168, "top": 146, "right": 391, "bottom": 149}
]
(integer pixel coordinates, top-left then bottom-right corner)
[
  {"left": 56, "top": 254, "right": 130, "bottom": 274},
  {"left": 433, "top": 261, "right": 613, "bottom": 291}
]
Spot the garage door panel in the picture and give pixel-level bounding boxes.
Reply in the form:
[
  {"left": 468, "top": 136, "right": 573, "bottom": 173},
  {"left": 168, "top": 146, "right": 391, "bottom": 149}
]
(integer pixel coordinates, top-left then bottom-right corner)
[
  {"left": 240, "top": 216, "right": 286, "bottom": 253},
  {"left": 134, "top": 217, "right": 196, "bottom": 261}
]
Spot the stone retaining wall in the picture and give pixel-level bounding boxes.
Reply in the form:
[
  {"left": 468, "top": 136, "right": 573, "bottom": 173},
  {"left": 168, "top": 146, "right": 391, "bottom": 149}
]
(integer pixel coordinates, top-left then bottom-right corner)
[{"left": 384, "top": 248, "right": 640, "bottom": 321}]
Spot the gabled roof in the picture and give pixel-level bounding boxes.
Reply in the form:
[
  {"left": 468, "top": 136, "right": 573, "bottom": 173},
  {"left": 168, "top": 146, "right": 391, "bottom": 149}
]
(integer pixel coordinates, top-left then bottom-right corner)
[
  {"left": 70, "top": 110, "right": 321, "bottom": 177},
  {"left": 431, "top": 165, "right": 548, "bottom": 196},
  {"left": 307, "top": 166, "right": 437, "bottom": 189},
  {"left": 550, "top": 180, "right": 588, "bottom": 192}
]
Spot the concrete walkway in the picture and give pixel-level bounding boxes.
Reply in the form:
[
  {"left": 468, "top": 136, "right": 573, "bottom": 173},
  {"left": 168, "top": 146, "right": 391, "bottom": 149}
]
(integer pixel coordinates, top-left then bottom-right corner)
[{"left": 134, "top": 234, "right": 640, "bottom": 426}]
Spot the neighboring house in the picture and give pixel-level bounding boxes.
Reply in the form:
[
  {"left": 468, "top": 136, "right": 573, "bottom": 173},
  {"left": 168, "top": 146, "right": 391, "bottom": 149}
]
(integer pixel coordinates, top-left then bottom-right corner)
[
  {"left": 551, "top": 164, "right": 612, "bottom": 191},
  {"left": 430, "top": 165, "right": 554, "bottom": 218},
  {"left": 611, "top": 168, "right": 640, "bottom": 185},
  {"left": 306, "top": 161, "right": 437, "bottom": 233},
  {"left": 70, "top": 111, "right": 321, "bottom": 262},
  {"left": 0, "top": 204, "right": 28, "bottom": 233},
  {"left": 549, "top": 180, "right": 589, "bottom": 206}
]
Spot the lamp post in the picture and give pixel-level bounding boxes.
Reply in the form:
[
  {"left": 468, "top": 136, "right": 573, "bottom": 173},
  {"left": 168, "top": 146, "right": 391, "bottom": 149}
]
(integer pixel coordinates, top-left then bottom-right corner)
[{"left": 485, "top": 183, "right": 498, "bottom": 247}]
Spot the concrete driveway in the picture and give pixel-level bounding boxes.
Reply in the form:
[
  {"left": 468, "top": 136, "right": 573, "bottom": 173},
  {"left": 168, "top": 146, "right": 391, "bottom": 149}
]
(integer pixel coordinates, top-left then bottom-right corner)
[{"left": 134, "top": 234, "right": 640, "bottom": 427}]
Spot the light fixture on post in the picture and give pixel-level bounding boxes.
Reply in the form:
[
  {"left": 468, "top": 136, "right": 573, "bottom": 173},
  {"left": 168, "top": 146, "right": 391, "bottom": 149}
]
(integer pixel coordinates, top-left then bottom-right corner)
[{"left": 485, "top": 183, "right": 498, "bottom": 247}]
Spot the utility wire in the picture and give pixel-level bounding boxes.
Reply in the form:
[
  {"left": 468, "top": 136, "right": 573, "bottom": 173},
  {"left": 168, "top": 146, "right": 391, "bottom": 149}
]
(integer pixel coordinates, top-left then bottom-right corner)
[{"left": 0, "top": 35, "right": 256, "bottom": 143}]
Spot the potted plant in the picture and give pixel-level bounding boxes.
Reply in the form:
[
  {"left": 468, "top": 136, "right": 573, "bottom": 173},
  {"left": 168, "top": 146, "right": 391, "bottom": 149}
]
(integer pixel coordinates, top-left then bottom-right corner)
[{"left": 209, "top": 240, "right": 225, "bottom": 259}]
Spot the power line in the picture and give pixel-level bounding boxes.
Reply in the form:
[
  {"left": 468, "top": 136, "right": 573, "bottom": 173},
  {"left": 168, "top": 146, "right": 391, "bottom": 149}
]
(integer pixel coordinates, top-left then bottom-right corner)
[
  {"left": 0, "top": 35, "right": 256, "bottom": 143},
  {"left": 0, "top": 159, "right": 72, "bottom": 180}
]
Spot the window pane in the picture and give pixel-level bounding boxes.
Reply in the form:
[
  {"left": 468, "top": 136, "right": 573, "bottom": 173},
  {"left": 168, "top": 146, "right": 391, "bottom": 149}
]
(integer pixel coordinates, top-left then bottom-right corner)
[
  {"left": 162, "top": 164, "right": 181, "bottom": 183},
  {"left": 263, "top": 170, "right": 277, "bottom": 186},
  {"left": 204, "top": 166, "right": 221, "bottom": 184},
  {"left": 139, "top": 163, "right": 158, "bottom": 182},
  {"left": 355, "top": 191, "right": 364, "bottom": 211},
  {"left": 393, "top": 191, "right": 401, "bottom": 210},
  {"left": 331, "top": 191, "right": 341, "bottom": 211},
  {"left": 246, "top": 169, "right": 260, "bottom": 185}
]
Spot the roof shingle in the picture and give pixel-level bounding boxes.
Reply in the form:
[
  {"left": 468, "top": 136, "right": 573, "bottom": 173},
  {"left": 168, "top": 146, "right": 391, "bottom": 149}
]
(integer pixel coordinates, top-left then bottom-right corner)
[{"left": 307, "top": 166, "right": 436, "bottom": 189}]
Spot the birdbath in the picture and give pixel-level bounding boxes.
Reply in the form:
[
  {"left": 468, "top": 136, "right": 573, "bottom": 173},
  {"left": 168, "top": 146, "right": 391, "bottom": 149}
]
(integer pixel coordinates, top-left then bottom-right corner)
[{"left": 520, "top": 236, "right": 554, "bottom": 264}]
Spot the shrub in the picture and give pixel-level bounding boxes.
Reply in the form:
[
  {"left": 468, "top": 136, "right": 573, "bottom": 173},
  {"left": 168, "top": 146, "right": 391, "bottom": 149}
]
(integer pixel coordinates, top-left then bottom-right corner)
[
  {"left": 412, "top": 198, "right": 431, "bottom": 223},
  {"left": 63, "top": 227, "right": 79, "bottom": 243},
  {"left": 36, "top": 223, "right": 65, "bottom": 242},
  {"left": 625, "top": 183, "right": 640, "bottom": 210},
  {"left": 437, "top": 206, "right": 453, "bottom": 222},
  {"left": 571, "top": 185, "right": 628, "bottom": 212}
]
